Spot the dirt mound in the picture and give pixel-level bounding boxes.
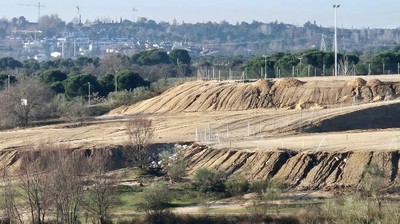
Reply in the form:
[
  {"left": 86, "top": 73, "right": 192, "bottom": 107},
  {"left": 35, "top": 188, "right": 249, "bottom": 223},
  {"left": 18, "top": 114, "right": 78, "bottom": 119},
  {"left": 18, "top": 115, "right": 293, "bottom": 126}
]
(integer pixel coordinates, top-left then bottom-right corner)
[
  {"left": 275, "top": 78, "right": 304, "bottom": 88},
  {"left": 108, "top": 78, "right": 400, "bottom": 115},
  {"left": 252, "top": 79, "right": 273, "bottom": 92},
  {"left": 366, "top": 79, "right": 383, "bottom": 87},
  {"left": 346, "top": 77, "right": 367, "bottom": 88},
  {"left": 181, "top": 144, "right": 400, "bottom": 191}
]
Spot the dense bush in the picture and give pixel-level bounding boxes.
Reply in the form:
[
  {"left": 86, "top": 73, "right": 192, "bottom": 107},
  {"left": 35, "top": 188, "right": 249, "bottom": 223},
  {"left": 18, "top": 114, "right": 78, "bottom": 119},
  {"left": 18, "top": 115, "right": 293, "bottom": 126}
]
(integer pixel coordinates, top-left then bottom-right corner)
[
  {"left": 225, "top": 175, "right": 249, "bottom": 196},
  {"left": 193, "top": 168, "right": 226, "bottom": 193},
  {"left": 140, "top": 183, "right": 173, "bottom": 215},
  {"left": 106, "top": 87, "right": 154, "bottom": 107},
  {"left": 53, "top": 95, "right": 89, "bottom": 124}
]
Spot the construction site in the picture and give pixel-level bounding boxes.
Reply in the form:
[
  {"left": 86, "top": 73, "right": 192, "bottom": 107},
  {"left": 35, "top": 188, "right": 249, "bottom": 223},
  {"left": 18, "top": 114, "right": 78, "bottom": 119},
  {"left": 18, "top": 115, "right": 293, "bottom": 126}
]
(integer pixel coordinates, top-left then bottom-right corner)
[{"left": 1, "top": 75, "right": 400, "bottom": 192}]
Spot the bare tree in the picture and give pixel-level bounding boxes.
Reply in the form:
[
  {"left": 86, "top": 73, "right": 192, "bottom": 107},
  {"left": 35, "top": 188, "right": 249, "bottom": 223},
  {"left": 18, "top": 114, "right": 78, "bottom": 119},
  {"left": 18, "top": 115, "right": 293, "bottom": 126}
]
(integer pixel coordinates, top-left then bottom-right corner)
[
  {"left": 96, "top": 54, "right": 132, "bottom": 77},
  {"left": 339, "top": 55, "right": 355, "bottom": 76},
  {"left": 47, "top": 149, "right": 87, "bottom": 224},
  {"left": 126, "top": 118, "right": 154, "bottom": 168},
  {"left": 0, "top": 76, "right": 53, "bottom": 127},
  {"left": 19, "top": 152, "right": 53, "bottom": 224},
  {"left": 0, "top": 168, "right": 23, "bottom": 223},
  {"left": 55, "top": 95, "right": 90, "bottom": 125},
  {"left": 82, "top": 151, "right": 117, "bottom": 224}
]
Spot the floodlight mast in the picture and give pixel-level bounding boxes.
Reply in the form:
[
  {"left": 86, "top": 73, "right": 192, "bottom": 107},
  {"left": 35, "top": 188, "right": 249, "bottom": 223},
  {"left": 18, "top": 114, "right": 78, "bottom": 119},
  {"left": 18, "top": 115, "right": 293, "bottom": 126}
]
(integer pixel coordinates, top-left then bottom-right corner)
[
  {"left": 333, "top": 5, "right": 340, "bottom": 76},
  {"left": 263, "top": 55, "right": 267, "bottom": 79},
  {"left": 87, "top": 82, "right": 91, "bottom": 106}
]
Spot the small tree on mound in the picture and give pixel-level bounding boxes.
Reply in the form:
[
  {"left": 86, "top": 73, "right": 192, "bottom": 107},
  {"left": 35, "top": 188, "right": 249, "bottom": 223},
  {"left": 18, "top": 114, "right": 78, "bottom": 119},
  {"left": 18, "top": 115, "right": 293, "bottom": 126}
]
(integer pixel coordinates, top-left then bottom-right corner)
[{"left": 126, "top": 118, "right": 154, "bottom": 168}]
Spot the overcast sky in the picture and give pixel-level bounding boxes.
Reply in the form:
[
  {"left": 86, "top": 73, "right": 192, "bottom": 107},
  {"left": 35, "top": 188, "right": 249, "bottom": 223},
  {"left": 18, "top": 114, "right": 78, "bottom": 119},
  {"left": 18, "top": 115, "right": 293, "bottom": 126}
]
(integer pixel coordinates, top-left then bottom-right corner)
[{"left": 1, "top": 0, "right": 399, "bottom": 29}]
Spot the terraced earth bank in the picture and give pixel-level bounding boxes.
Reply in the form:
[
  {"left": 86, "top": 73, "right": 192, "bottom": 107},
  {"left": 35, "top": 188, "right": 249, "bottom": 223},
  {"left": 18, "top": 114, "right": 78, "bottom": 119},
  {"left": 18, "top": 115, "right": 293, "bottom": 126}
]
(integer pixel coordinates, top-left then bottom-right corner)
[{"left": 181, "top": 144, "right": 400, "bottom": 191}]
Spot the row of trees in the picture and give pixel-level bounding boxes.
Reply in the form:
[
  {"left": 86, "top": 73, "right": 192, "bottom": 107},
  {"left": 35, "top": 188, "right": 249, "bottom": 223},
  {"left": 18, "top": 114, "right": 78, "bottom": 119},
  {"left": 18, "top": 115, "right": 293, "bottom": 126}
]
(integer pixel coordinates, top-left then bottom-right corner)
[
  {"left": 0, "top": 48, "right": 191, "bottom": 78},
  {"left": 241, "top": 48, "right": 400, "bottom": 78},
  {"left": 1, "top": 147, "right": 115, "bottom": 224},
  {"left": 3, "top": 46, "right": 400, "bottom": 91}
]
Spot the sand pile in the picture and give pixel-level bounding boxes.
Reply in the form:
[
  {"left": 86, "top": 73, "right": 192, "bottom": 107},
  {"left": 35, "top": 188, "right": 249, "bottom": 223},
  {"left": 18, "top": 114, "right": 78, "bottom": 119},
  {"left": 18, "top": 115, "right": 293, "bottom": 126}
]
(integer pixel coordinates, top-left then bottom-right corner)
[
  {"left": 346, "top": 77, "right": 367, "bottom": 88},
  {"left": 275, "top": 78, "right": 304, "bottom": 88},
  {"left": 108, "top": 78, "right": 400, "bottom": 115},
  {"left": 252, "top": 79, "right": 273, "bottom": 92},
  {"left": 366, "top": 79, "right": 383, "bottom": 87}
]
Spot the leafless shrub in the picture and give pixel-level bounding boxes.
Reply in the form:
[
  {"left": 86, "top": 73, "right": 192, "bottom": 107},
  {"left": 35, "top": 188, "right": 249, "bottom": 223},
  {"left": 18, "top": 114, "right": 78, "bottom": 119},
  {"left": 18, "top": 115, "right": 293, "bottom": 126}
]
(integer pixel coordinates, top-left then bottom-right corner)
[
  {"left": 126, "top": 118, "right": 154, "bottom": 168},
  {"left": 0, "top": 168, "right": 23, "bottom": 224},
  {"left": 82, "top": 151, "right": 117, "bottom": 224}
]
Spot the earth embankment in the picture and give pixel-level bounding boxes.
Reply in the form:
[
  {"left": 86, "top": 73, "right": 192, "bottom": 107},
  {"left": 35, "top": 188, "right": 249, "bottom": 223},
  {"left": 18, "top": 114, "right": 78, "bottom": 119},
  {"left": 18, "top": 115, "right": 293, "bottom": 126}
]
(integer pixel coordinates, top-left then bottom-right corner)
[
  {"left": 182, "top": 143, "right": 400, "bottom": 191},
  {"left": 109, "top": 77, "right": 400, "bottom": 115}
]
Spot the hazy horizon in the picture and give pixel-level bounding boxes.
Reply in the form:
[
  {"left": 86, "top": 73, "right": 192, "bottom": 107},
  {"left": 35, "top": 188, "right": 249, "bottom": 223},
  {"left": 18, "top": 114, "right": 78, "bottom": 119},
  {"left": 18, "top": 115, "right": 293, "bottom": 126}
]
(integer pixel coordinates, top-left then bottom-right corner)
[{"left": 1, "top": 0, "right": 400, "bottom": 29}]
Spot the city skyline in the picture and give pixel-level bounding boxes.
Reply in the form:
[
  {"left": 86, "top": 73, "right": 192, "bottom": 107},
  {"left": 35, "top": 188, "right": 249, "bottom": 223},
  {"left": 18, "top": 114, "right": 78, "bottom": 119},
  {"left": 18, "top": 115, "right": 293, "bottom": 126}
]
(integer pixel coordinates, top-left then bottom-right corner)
[{"left": 0, "top": 0, "right": 399, "bottom": 29}]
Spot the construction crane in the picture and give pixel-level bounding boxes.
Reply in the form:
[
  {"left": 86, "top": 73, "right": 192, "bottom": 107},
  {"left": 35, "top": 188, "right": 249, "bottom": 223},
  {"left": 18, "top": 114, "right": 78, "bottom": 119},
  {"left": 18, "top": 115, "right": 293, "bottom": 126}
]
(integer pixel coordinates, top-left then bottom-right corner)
[
  {"left": 76, "top": 5, "right": 82, "bottom": 25},
  {"left": 19, "top": 2, "right": 46, "bottom": 23},
  {"left": 132, "top": 7, "right": 138, "bottom": 22}
]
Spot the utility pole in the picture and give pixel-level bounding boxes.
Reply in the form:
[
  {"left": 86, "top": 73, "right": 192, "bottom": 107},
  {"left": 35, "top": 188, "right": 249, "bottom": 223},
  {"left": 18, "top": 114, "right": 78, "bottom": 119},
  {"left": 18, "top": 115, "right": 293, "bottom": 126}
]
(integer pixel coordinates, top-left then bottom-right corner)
[{"left": 333, "top": 5, "right": 340, "bottom": 76}]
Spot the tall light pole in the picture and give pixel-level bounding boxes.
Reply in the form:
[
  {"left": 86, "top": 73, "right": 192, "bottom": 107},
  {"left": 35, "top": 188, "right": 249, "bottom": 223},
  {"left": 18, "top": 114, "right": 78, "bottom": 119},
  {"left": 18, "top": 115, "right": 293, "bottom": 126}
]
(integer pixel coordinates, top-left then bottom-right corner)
[
  {"left": 114, "top": 70, "right": 118, "bottom": 93},
  {"left": 7, "top": 74, "right": 10, "bottom": 91},
  {"left": 87, "top": 82, "right": 91, "bottom": 106},
  {"left": 333, "top": 5, "right": 340, "bottom": 76},
  {"left": 263, "top": 55, "right": 267, "bottom": 79},
  {"left": 298, "top": 57, "right": 303, "bottom": 77}
]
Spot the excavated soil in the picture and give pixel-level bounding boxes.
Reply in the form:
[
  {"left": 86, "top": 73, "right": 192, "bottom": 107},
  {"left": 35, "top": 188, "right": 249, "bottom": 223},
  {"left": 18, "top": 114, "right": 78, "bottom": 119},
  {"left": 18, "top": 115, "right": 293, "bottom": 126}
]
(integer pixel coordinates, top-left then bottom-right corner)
[{"left": 109, "top": 77, "right": 400, "bottom": 115}]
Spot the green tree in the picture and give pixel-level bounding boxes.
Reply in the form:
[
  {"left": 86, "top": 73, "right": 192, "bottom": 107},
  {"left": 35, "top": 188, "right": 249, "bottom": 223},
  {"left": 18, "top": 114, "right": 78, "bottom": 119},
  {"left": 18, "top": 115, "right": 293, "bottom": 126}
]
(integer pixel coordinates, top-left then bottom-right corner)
[
  {"left": 132, "top": 49, "right": 171, "bottom": 66},
  {"left": 23, "top": 59, "right": 40, "bottom": 70},
  {"left": 98, "top": 73, "right": 115, "bottom": 96},
  {"left": 117, "top": 70, "right": 149, "bottom": 91},
  {"left": 0, "top": 57, "right": 22, "bottom": 70},
  {"left": 370, "top": 51, "right": 400, "bottom": 74},
  {"left": 63, "top": 74, "right": 99, "bottom": 98},
  {"left": 169, "top": 49, "right": 191, "bottom": 65},
  {"left": 39, "top": 70, "right": 68, "bottom": 84}
]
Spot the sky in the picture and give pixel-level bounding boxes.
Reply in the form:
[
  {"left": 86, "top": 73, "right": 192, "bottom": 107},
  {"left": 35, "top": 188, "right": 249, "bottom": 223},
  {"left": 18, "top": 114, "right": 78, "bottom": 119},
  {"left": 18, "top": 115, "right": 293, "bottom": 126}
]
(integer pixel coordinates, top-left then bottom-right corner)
[{"left": 1, "top": 0, "right": 400, "bottom": 29}]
